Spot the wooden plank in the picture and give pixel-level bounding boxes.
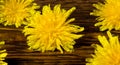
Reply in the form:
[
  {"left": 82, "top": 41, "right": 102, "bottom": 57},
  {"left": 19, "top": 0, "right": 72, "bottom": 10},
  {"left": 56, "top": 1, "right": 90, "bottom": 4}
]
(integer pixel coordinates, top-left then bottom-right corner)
[{"left": 1, "top": 0, "right": 115, "bottom": 65}]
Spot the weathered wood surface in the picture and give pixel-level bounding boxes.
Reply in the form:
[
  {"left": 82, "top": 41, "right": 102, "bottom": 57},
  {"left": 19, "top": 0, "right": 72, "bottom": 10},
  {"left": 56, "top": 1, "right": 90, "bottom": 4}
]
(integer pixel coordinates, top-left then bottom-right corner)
[{"left": 1, "top": 0, "right": 118, "bottom": 65}]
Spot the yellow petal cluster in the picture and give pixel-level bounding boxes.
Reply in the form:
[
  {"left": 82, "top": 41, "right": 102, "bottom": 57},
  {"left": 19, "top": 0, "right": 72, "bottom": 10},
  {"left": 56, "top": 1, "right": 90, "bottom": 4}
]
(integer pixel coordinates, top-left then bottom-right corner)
[
  {"left": 0, "top": 41, "right": 7, "bottom": 65},
  {"left": 91, "top": 0, "right": 120, "bottom": 31},
  {"left": 86, "top": 31, "right": 120, "bottom": 65},
  {"left": 0, "top": 0, "right": 39, "bottom": 27},
  {"left": 23, "top": 4, "right": 84, "bottom": 53}
]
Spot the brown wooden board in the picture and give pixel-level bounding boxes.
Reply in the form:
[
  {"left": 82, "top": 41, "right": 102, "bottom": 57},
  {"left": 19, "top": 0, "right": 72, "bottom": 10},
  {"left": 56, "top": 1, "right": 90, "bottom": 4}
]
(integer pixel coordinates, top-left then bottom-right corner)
[{"left": 1, "top": 0, "right": 119, "bottom": 65}]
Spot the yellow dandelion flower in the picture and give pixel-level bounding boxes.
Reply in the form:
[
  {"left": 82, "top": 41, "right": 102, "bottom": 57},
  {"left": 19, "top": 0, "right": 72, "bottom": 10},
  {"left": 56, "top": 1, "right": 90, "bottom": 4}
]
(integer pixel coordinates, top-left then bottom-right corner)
[
  {"left": 91, "top": 0, "right": 120, "bottom": 31},
  {"left": 86, "top": 31, "right": 120, "bottom": 65},
  {"left": 0, "top": 0, "right": 39, "bottom": 27},
  {"left": 23, "top": 4, "right": 84, "bottom": 53},
  {"left": 0, "top": 41, "right": 7, "bottom": 65}
]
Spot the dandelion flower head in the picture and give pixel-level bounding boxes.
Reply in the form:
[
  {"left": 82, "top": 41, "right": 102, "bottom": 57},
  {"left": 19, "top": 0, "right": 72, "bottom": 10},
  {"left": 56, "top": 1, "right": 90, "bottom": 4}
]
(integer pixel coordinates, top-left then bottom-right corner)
[
  {"left": 23, "top": 4, "right": 84, "bottom": 53},
  {"left": 91, "top": 0, "right": 120, "bottom": 31},
  {"left": 0, "top": 0, "right": 39, "bottom": 27},
  {"left": 86, "top": 31, "right": 120, "bottom": 65},
  {"left": 0, "top": 41, "right": 7, "bottom": 65}
]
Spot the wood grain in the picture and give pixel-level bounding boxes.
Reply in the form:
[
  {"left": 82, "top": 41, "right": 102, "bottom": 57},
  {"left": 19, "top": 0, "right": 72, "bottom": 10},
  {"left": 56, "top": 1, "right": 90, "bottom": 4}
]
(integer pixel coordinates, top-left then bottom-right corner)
[{"left": 1, "top": 0, "right": 116, "bottom": 65}]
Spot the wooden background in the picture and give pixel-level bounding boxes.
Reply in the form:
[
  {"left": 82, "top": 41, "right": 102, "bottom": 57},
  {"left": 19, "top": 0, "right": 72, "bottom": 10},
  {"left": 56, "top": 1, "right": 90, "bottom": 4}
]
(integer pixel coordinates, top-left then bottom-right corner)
[{"left": 1, "top": 0, "right": 118, "bottom": 65}]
